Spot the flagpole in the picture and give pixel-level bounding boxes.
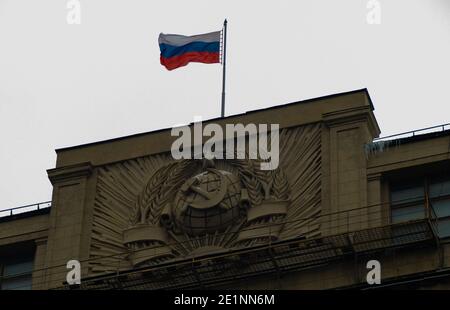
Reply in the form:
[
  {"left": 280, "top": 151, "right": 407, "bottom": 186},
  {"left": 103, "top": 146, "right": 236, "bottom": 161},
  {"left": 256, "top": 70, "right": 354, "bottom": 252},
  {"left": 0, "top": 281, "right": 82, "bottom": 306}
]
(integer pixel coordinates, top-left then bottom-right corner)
[{"left": 221, "top": 19, "right": 227, "bottom": 118}]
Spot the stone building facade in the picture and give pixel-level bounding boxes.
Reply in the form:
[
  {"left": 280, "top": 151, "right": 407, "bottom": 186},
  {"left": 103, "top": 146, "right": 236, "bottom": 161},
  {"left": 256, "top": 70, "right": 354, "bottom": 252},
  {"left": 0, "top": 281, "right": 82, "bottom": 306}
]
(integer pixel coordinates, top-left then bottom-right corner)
[{"left": 1, "top": 88, "right": 449, "bottom": 289}]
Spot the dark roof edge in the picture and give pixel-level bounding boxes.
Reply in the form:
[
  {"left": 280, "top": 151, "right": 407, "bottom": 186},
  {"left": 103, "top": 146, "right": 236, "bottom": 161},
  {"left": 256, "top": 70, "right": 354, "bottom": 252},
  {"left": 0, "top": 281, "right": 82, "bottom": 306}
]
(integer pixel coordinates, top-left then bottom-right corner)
[
  {"left": 56, "top": 88, "right": 372, "bottom": 153},
  {"left": 371, "top": 129, "right": 450, "bottom": 147},
  {"left": 0, "top": 207, "right": 51, "bottom": 224}
]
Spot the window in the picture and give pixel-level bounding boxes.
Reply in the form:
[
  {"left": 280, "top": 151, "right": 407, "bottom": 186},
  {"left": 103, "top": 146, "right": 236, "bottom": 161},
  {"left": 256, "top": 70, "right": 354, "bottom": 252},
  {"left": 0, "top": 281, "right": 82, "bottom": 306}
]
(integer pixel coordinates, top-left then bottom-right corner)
[
  {"left": 390, "top": 180, "right": 426, "bottom": 223},
  {"left": 429, "top": 176, "right": 450, "bottom": 237},
  {"left": 0, "top": 260, "right": 34, "bottom": 290},
  {"left": 390, "top": 174, "right": 450, "bottom": 238}
]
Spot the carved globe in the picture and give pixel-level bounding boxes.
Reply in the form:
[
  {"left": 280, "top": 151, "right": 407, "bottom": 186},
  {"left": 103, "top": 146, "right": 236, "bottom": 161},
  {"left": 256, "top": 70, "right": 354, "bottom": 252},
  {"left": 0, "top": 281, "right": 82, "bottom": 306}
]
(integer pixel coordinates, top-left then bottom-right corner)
[{"left": 173, "top": 169, "right": 243, "bottom": 235}]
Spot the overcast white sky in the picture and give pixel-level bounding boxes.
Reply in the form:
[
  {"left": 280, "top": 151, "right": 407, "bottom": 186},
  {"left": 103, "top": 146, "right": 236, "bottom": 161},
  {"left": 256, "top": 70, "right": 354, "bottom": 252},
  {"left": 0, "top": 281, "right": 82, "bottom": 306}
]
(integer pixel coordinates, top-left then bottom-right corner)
[{"left": 0, "top": 0, "right": 449, "bottom": 210}]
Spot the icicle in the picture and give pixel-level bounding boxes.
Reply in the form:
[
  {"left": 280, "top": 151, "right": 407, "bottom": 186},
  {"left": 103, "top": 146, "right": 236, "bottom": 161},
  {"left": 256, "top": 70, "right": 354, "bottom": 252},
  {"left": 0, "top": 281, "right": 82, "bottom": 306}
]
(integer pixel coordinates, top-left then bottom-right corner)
[{"left": 364, "top": 139, "right": 401, "bottom": 158}]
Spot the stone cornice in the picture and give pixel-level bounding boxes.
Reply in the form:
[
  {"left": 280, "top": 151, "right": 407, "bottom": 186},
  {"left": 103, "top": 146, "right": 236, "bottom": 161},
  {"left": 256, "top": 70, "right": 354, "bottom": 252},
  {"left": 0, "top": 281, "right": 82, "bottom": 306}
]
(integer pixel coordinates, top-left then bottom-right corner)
[
  {"left": 323, "top": 105, "right": 381, "bottom": 139},
  {"left": 47, "top": 162, "right": 93, "bottom": 185}
]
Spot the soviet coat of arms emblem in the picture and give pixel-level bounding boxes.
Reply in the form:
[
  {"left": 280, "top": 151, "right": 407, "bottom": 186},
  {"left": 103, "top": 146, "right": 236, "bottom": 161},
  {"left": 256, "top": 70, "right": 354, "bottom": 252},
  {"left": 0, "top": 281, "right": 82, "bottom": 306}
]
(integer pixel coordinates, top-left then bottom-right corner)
[{"left": 123, "top": 157, "right": 291, "bottom": 266}]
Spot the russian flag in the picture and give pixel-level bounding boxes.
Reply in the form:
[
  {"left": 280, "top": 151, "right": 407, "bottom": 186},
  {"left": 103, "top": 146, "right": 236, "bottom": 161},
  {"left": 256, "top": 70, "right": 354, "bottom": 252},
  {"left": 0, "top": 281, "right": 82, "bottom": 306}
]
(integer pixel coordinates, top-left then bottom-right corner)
[{"left": 158, "top": 31, "right": 221, "bottom": 71}]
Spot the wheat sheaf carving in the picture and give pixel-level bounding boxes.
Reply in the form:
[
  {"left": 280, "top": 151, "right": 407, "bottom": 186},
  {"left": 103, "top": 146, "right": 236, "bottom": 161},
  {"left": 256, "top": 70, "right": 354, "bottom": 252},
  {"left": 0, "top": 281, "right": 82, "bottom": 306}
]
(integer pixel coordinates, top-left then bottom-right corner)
[
  {"left": 131, "top": 160, "right": 199, "bottom": 226},
  {"left": 229, "top": 157, "right": 289, "bottom": 206},
  {"left": 272, "top": 168, "right": 289, "bottom": 200},
  {"left": 229, "top": 158, "right": 263, "bottom": 206}
]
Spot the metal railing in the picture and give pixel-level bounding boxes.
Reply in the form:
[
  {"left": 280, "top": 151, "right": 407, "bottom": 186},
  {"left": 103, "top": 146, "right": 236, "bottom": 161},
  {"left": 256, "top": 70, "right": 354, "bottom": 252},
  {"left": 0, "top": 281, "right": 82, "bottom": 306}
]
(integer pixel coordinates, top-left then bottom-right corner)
[
  {"left": 373, "top": 123, "right": 450, "bottom": 142},
  {"left": 59, "top": 219, "right": 436, "bottom": 290},
  {"left": 0, "top": 201, "right": 52, "bottom": 219}
]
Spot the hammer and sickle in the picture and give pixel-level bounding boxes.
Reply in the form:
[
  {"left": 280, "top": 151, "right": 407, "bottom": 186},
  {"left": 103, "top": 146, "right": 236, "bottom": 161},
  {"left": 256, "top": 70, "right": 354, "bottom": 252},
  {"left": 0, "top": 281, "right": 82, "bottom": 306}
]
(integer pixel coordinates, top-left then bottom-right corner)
[{"left": 186, "top": 169, "right": 228, "bottom": 210}]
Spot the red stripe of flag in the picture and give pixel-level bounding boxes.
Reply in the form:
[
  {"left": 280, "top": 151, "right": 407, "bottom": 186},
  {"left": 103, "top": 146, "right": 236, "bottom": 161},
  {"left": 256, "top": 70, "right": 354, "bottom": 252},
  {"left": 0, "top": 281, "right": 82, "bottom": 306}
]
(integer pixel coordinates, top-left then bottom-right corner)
[{"left": 160, "top": 52, "right": 219, "bottom": 71}]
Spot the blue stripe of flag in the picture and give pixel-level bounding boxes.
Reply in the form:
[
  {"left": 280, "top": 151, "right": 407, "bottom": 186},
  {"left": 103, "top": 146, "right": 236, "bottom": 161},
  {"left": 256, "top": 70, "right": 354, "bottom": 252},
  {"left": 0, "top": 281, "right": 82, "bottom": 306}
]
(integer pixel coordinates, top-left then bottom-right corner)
[{"left": 159, "top": 41, "right": 220, "bottom": 58}]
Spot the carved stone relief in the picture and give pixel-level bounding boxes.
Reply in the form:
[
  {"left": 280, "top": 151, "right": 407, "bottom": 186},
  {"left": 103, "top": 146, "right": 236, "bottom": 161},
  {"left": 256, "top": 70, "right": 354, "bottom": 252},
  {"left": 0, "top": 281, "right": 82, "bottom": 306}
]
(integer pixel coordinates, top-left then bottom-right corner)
[{"left": 89, "top": 124, "right": 321, "bottom": 273}]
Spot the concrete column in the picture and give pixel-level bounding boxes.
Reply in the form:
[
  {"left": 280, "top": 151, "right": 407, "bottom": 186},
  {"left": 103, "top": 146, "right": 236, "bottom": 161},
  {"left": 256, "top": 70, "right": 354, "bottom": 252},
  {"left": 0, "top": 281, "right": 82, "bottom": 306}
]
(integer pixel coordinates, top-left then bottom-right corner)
[
  {"left": 43, "top": 162, "right": 93, "bottom": 289},
  {"left": 321, "top": 106, "right": 380, "bottom": 235},
  {"left": 32, "top": 237, "right": 47, "bottom": 290}
]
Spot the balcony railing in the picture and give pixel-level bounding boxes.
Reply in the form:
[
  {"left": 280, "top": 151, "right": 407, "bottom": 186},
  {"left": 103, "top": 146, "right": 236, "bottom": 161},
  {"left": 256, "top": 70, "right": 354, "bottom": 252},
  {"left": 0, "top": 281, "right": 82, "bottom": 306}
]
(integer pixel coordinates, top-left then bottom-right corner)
[
  {"left": 373, "top": 123, "right": 450, "bottom": 142},
  {"left": 0, "top": 201, "right": 52, "bottom": 219},
  {"left": 365, "top": 122, "right": 450, "bottom": 156}
]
